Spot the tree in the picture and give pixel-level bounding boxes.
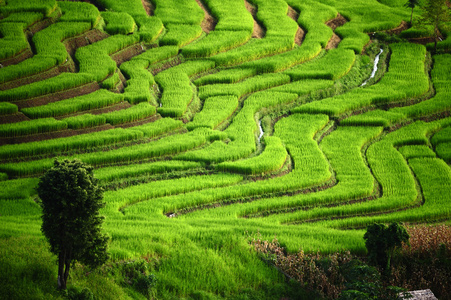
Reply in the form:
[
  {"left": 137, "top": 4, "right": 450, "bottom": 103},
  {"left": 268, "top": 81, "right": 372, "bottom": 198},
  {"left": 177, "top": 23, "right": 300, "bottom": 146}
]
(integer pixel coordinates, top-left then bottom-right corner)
[
  {"left": 404, "top": 0, "right": 420, "bottom": 25},
  {"left": 363, "top": 223, "right": 409, "bottom": 275},
  {"left": 37, "top": 159, "right": 109, "bottom": 290},
  {"left": 418, "top": 0, "right": 450, "bottom": 52}
]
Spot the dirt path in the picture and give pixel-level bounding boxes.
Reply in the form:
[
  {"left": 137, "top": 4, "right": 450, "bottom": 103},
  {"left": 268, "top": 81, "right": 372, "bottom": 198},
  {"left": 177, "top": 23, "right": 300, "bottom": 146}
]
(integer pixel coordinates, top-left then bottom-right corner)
[
  {"left": 195, "top": 0, "right": 216, "bottom": 33},
  {"left": 287, "top": 6, "right": 304, "bottom": 46},
  {"left": 244, "top": 0, "right": 265, "bottom": 39},
  {"left": 141, "top": 0, "right": 154, "bottom": 16}
]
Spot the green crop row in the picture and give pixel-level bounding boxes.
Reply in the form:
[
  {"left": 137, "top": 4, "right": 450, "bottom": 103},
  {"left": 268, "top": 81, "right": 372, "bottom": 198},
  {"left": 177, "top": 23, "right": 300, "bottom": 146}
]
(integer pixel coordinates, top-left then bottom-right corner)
[
  {"left": 0, "top": 0, "right": 57, "bottom": 17},
  {"left": 177, "top": 92, "right": 298, "bottom": 163},
  {"left": 294, "top": 43, "right": 428, "bottom": 116},
  {"left": 248, "top": 0, "right": 298, "bottom": 39},
  {"left": 285, "top": 48, "right": 356, "bottom": 81},
  {"left": 194, "top": 68, "right": 257, "bottom": 86},
  {"left": 76, "top": 34, "right": 140, "bottom": 81},
  {"left": 198, "top": 73, "right": 291, "bottom": 99},
  {"left": 215, "top": 136, "right": 287, "bottom": 175},
  {"left": 0, "top": 127, "right": 143, "bottom": 160},
  {"left": 0, "top": 22, "right": 29, "bottom": 60},
  {"left": 0, "top": 11, "right": 44, "bottom": 27},
  {"left": 203, "top": 0, "right": 254, "bottom": 32},
  {"left": 101, "top": 11, "right": 136, "bottom": 35},
  {"left": 208, "top": 36, "right": 295, "bottom": 66},
  {"left": 94, "top": 160, "right": 203, "bottom": 182},
  {"left": 153, "top": 0, "right": 204, "bottom": 25},
  {"left": 62, "top": 114, "right": 106, "bottom": 130},
  {"left": 187, "top": 95, "right": 239, "bottom": 130},
  {"left": 182, "top": 30, "right": 253, "bottom": 58},
  {"left": 0, "top": 117, "right": 67, "bottom": 138},
  {"left": 103, "top": 173, "right": 243, "bottom": 214},
  {"left": 57, "top": 1, "right": 101, "bottom": 26},
  {"left": 0, "top": 72, "right": 95, "bottom": 102},
  {"left": 159, "top": 24, "right": 203, "bottom": 48},
  {"left": 390, "top": 54, "right": 451, "bottom": 118},
  {"left": 103, "top": 102, "right": 156, "bottom": 125},
  {"left": 21, "top": 89, "right": 124, "bottom": 118},
  {"left": 0, "top": 103, "right": 18, "bottom": 115},
  {"left": 155, "top": 71, "right": 193, "bottom": 117}
]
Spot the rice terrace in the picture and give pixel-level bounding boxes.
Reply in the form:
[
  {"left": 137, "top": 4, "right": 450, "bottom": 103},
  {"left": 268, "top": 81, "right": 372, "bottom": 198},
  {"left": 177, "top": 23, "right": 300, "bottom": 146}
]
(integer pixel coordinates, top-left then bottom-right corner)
[{"left": 0, "top": 0, "right": 451, "bottom": 299}]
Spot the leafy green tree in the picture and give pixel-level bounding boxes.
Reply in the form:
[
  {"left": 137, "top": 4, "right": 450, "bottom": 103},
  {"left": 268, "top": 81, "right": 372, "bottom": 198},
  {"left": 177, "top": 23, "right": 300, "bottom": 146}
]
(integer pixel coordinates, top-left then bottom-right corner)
[
  {"left": 404, "top": 0, "right": 420, "bottom": 25},
  {"left": 418, "top": 0, "right": 450, "bottom": 52},
  {"left": 37, "top": 159, "right": 109, "bottom": 290},
  {"left": 363, "top": 223, "right": 409, "bottom": 275}
]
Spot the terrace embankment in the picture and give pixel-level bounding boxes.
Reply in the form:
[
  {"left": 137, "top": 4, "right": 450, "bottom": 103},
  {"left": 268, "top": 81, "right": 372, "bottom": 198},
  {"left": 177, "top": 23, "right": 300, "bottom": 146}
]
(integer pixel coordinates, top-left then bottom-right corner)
[{"left": 287, "top": 5, "right": 304, "bottom": 46}]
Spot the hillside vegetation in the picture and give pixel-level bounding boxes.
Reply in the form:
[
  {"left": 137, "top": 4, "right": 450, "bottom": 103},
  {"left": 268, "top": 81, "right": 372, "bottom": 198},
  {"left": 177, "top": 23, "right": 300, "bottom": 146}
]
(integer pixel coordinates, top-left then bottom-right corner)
[{"left": 0, "top": 0, "right": 450, "bottom": 299}]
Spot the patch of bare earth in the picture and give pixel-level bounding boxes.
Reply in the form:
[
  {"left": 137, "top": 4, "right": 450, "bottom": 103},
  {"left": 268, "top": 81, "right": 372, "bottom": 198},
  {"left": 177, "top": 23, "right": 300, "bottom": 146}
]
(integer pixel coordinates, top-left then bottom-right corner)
[
  {"left": 141, "top": 0, "right": 154, "bottom": 16},
  {"left": 13, "top": 82, "right": 100, "bottom": 110},
  {"left": 195, "top": 0, "right": 216, "bottom": 33},
  {"left": 325, "top": 14, "right": 347, "bottom": 49},
  {"left": 287, "top": 6, "right": 304, "bottom": 46},
  {"left": 244, "top": 0, "right": 265, "bottom": 39},
  {"left": 0, "top": 113, "right": 30, "bottom": 125}
]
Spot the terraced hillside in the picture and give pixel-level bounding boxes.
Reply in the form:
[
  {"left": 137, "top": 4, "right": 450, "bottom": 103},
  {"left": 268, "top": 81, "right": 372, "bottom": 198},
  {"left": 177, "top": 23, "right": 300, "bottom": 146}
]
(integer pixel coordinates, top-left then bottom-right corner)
[{"left": 1, "top": 0, "right": 450, "bottom": 298}]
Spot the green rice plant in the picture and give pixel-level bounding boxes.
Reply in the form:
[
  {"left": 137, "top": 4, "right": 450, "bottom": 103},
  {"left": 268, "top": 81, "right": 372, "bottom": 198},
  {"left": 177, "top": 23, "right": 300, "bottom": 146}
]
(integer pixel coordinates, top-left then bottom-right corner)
[
  {"left": 101, "top": 11, "right": 136, "bottom": 35},
  {"left": 182, "top": 30, "right": 252, "bottom": 58},
  {"left": 94, "top": 160, "right": 203, "bottom": 182},
  {"left": 0, "top": 22, "right": 29, "bottom": 60},
  {"left": 159, "top": 24, "right": 202, "bottom": 47},
  {"left": 153, "top": 0, "right": 204, "bottom": 25},
  {"left": 0, "top": 128, "right": 143, "bottom": 160},
  {"left": 295, "top": 43, "right": 428, "bottom": 117},
  {"left": 169, "top": 60, "right": 216, "bottom": 78},
  {"left": 57, "top": 1, "right": 100, "bottom": 27},
  {"left": 0, "top": 118, "right": 67, "bottom": 138},
  {"left": 285, "top": 48, "right": 356, "bottom": 81},
  {"left": 132, "top": 45, "right": 179, "bottom": 66},
  {"left": 103, "top": 173, "right": 243, "bottom": 213},
  {"left": 340, "top": 110, "right": 406, "bottom": 128},
  {"left": 62, "top": 114, "right": 106, "bottom": 130},
  {"left": 0, "top": 102, "right": 18, "bottom": 115},
  {"left": 186, "top": 95, "right": 239, "bottom": 130},
  {"left": 194, "top": 68, "right": 257, "bottom": 86},
  {"left": 198, "top": 73, "right": 291, "bottom": 99},
  {"left": 203, "top": 0, "right": 254, "bottom": 32},
  {"left": 155, "top": 71, "right": 193, "bottom": 117},
  {"left": 435, "top": 143, "right": 451, "bottom": 163},
  {"left": 215, "top": 136, "right": 287, "bottom": 175},
  {"left": 21, "top": 89, "right": 124, "bottom": 118},
  {"left": 0, "top": 178, "right": 39, "bottom": 200},
  {"left": 391, "top": 54, "right": 451, "bottom": 118},
  {"left": 248, "top": 0, "right": 298, "bottom": 39},
  {"left": 133, "top": 15, "right": 164, "bottom": 43},
  {"left": 75, "top": 34, "right": 140, "bottom": 81},
  {"left": 208, "top": 37, "right": 295, "bottom": 67},
  {"left": 431, "top": 126, "right": 451, "bottom": 146},
  {"left": 0, "top": 0, "right": 57, "bottom": 17},
  {"left": 0, "top": 11, "right": 43, "bottom": 26},
  {"left": 131, "top": 117, "right": 184, "bottom": 138},
  {"left": 0, "top": 72, "right": 95, "bottom": 102},
  {"left": 103, "top": 102, "right": 156, "bottom": 125},
  {"left": 268, "top": 79, "right": 333, "bottom": 96},
  {"left": 101, "top": 72, "right": 121, "bottom": 90},
  {"left": 240, "top": 40, "right": 323, "bottom": 73},
  {"left": 0, "top": 57, "right": 56, "bottom": 84},
  {"left": 398, "top": 145, "right": 436, "bottom": 160}
]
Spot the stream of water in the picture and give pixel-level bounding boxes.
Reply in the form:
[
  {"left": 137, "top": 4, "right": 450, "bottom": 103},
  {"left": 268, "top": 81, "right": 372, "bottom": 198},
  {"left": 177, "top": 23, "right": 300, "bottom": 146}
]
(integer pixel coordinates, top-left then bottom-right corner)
[{"left": 361, "top": 48, "right": 383, "bottom": 87}]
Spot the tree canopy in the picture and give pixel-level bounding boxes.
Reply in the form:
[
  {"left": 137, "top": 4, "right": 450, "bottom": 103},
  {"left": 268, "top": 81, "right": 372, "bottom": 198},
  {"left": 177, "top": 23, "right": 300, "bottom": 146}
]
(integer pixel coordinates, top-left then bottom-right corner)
[{"left": 37, "top": 158, "right": 109, "bottom": 290}]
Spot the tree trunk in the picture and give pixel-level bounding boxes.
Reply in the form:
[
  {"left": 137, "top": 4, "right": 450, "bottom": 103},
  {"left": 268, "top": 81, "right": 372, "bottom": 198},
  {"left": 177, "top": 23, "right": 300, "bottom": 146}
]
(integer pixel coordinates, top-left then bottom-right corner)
[{"left": 57, "top": 250, "right": 67, "bottom": 290}]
